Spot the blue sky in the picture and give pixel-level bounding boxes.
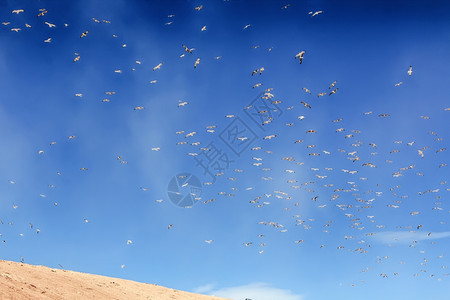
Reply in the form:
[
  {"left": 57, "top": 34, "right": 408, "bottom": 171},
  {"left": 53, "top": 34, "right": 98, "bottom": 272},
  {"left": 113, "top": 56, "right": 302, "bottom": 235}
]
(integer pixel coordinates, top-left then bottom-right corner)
[{"left": 0, "top": 0, "right": 449, "bottom": 299}]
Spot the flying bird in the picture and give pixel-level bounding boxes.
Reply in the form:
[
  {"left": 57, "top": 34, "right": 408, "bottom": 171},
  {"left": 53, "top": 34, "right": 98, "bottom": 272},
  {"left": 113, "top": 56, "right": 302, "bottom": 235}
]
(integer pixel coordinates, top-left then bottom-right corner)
[
  {"left": 80, "top": 31, "right": 88, "bottom": 38},
  {"left": 309, "top": 11, "right": 323, "bottom": 17},
  {"left": 178, "top": 100, "right": 188, "bottom": 107},
  {"left": 185, "top": 131, "right": 197, "bottom": 138},
  {"left": 153, "top": 63, "right": 163, "bottom": 71},
  {"left": 407, "top": 65, "right": 413, "bottom": 76},
  {"left": 182, "top": 44, "right": 194, "bottom": 53},
  {"left": 329, "top": 88, "right": 338, "bottom": 96},
  {"left": 295, "top": 51, "right": 305, "bottom": 64},
  {"left": 251, "top": 67, "right": 264, "bottom": 75},
  {"left": 301, "top": 101, "right": 311, "bottom": 109},
  {"left": 37, "top": 9, "right": 48, "bottom": 17}
]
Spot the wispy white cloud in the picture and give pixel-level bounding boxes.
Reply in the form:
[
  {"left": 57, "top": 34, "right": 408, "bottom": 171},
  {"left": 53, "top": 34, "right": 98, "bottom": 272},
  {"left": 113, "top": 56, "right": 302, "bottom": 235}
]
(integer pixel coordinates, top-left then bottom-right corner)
[
  {"left": 195, "top": 282, "right": 304, "bottom": 300},
  {"left": 193, "top": 283, "right": 216, "bottom": 294},
  {"left": 371, "top": 231, "right": 450, "bottom": 244}
]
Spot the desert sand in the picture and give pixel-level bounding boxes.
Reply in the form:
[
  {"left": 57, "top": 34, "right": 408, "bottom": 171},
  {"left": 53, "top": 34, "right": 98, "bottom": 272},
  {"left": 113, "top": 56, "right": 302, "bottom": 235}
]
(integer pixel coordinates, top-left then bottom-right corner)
[{"left": 0, "top": 260, "right": 227, "bottom": 300}]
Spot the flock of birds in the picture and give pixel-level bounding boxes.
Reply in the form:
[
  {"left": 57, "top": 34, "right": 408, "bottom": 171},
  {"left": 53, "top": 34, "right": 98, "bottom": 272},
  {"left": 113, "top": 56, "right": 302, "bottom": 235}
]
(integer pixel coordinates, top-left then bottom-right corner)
[{"left": 1, "top": 2, "right": 449, "bottom": 288}]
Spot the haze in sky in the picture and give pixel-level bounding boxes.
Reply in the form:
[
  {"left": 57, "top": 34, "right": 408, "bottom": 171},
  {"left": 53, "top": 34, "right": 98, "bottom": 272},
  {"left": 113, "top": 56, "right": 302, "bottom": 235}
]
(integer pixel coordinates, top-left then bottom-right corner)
[{"left": 0, "top": 0, "right": 449, "bottom": 299}]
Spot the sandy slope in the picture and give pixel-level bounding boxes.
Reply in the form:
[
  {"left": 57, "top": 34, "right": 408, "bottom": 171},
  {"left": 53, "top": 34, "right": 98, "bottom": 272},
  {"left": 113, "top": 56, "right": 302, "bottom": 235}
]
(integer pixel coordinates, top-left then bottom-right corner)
[{"left": 0, "top": 260, "right": 227, "bottom": 300}]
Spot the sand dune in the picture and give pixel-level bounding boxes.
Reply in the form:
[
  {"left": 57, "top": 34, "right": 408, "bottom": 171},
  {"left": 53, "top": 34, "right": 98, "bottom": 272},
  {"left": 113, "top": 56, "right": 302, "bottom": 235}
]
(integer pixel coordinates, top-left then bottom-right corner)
[{"left": 0, "top": 260, "right": 227, "bottom": 300}]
